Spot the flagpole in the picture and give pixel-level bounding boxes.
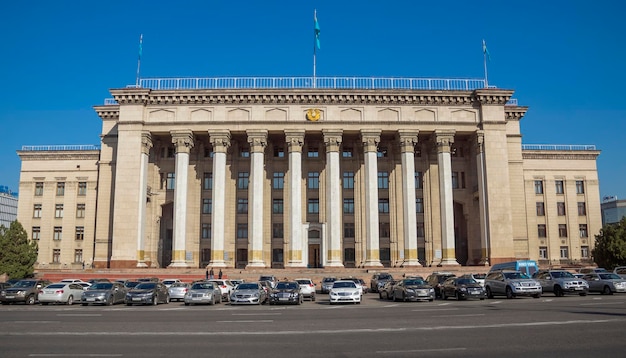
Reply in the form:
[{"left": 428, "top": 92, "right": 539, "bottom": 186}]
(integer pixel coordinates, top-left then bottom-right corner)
[
  {"left": 313, "top": 10, "right": 317, "bottom": 89},
  {"left": 482, "top": 39, "right": 489, "bottom": 88},
  {"left": 136, "top": 34, "right": 143, "bottom": 87}
]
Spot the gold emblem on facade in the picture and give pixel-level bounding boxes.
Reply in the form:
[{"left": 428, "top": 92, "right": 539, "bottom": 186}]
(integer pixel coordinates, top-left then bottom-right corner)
[{"left": 306, "top": 108, "right": 321, "bottom": 121}]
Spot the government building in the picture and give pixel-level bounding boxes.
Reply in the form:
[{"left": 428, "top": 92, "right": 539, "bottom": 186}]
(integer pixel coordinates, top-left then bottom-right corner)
[{"left": 16, "top": 77, "right": 602, "bottom": 270}]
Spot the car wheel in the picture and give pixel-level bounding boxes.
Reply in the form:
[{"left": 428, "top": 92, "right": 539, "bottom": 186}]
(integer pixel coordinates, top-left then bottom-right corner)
[
  {"left": 106, "top": 296, "right": 113, "bottom": 306},
  {"left": 66, "top": 295, "right": 74, "bottom": 305},
  {"left": 152, "top": 295, "right": 158, "bottom": 305},
  {"left": 393, "top": 292, "right": 400, "bottom": 302},
  {"left": 184, "top": 302, "right": 190, "bottom": 306},
  {"left": 505, "top": 286, "right": 515, "bottom": 299},
  {"left": 441, "top": 290, "right": 447, "bottom": 300},
  {"left": 379, "top": 292, "right": 383, "bottom": 299},
  {"left": 533, "top": 293, "right": 541, "bottom": 298},
  {"left": 554, "top": 286, "right": 563, "bottom": 297},
  {"left": 126, "top": 302, "right": 132, "bottom": 306},
  {"left": 26, "top": 295, "right": 36, "bottom": 305},
  {"left": 579, "top": 292, "right": 587, "bottom": 296},
  {"left": 603, "top": 286, "right": 613, "bottom": 295},
  {"left": 486, "top": 287, "right": 494, "bottom": 299},
  {"left": 429, "top": 299, "right": 434, "bottom": 302},
  {"left": 455, "top": 291, "right": 462, "bottom": 301},
  {"left": 312, "top": 294, "right": 316, "bottom": 302}
]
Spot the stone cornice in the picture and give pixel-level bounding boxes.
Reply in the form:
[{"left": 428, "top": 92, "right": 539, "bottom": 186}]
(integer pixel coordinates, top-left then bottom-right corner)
[
  {"left": 93, "top": 105, "right": 119, "bottom": 120},
  {"left": 505, "top": 106, "right": 529, "bottom": 121},
  {"left": 110, "top": 89, "right": 151, "bottom": 105},
  {"left": 472, "top": 89, "right": 515, "bottom": 105},
  {"left": 17, "top": 151, "right": 100, "bottom": 161},
  {"left": 522, "top": 150, "right": 601, "bottom": 160}
]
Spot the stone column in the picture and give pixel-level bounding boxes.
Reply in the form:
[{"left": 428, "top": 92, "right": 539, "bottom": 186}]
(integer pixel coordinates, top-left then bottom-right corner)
[
  {"left": 209, "top": 131, "right": 231, "bottom": 267},
  {"left": 398, "top": 130, "right": 421, "bottom": 267},
  {"left": 285, "top": 130, "right": 306, "bottom": 267},
  {"left": 136, "top": 132, "right": 152, "bottom": 267},
  {"left": 169, "top": 130, "right": 194, "bottom": 268},
  {"left": 361, "top": 130, "right": 383, "bottom": 268},
  {"left": 475, "top": 130, "right": 490, "bottom": 265},
  {"left": 323, "top": 129, "right": 344, "bottom": 267},
  {"left": 246, "top": 130, "right": 268, "bottom": 268},
  {"left": 435, "top": 130, "right": 459, "bottom": 266}
]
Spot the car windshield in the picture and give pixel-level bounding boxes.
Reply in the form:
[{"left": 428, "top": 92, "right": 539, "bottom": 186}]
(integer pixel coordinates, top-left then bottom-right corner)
[
  {"left": 125, "top": 282, "right": 140, "bottom": 288},
  {"left": 91, "top": 283, "right": 113, "bottom": 290},
  {"left": 404, "top": 279, "right": 426, "bottom": 285},
  {"left": 237, "top": 283, "right": 260, "bottom": 290},
  {"left": 276, "top": 282, "right": 298, "bottom": 290},
  {"left": 456, "top": 278, "right": 476, "bottom": 285},
  {"left": 191, "top": 283, "right": 215, "bottom": 290},
  {"left": 296, "top": 280, "right": 311, "bottom": 284},
  {"left": 259, "top": 277, "right": 274, "bottom": 281},
  {"left": 135, "top": 283, "right": 156, "bottom": 289},
  {"left": 46, "top": 284, "right": 65, "bottom": 289},
  {"left": 323, "top": 278, "right": 336, "bottom": 283},
  {"left": 503, "top": 272, "right": 526, "bottom": 280},
  {"left": 333, "top": 281, "right": 356, "bottom": 288},
  {"left": 552, "top": 271, "right": 575, "bottom": 278},
  {"left": 379, "top": 274, "right": 392, "bottom": 280},
  {"left": 171, "top": 283, "right": 187, "bottom": 288},
  {"left": 13, "top": 281, "right": 36, "bottom": 288},
  {"left": 599, "top": 273, "right": 622, "bottom": 280},
  {"left": 472, "top": 274, "right": 486, "bottom": 279}
]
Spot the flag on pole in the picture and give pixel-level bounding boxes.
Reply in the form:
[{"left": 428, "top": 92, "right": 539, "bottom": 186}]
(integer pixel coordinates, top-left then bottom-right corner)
[
  {"left": 314, "top": 11, "right": 321, "bottom": 52},
  {"left": 138, "top": 34, "right": 143, "bottom": 60},
  {"left": 482, "top": 39, "right": 491, "bottom": 61}
]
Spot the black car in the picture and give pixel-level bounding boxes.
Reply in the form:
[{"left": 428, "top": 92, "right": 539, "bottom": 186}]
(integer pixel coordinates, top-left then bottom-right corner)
[
  {"left": 441, "top": 277, "right": 486, "bottom": 300},
  {"left": 425, "top": 272, "right": 456, "bottom": 298},
  {"left": 125, "top": 282, "right": 170, "bottom": 306},
  {"left": 268, "top": 281, "right": 303, "bottom": 305}
]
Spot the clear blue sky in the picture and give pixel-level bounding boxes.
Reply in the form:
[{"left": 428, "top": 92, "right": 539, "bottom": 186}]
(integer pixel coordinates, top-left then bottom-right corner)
[{"left": 1, "top": 0, "right": 625, "bottom": 200}]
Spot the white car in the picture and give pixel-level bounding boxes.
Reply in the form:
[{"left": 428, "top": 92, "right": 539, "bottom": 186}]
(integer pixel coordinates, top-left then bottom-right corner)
[
  {"left": 295, "top": 278, "right": 316, "bottom": 301},
  {"left": 208, "top": 279, "right": 235, "bottom": 302},
  {"left": 39, "top": 283, "right": 85, "bottom": 305},
  {"left": 329, "top": 280, "right": 361, "bottom": 305},
  {"left": 162, "top": 279, "right": 182, "bottom": 288}
]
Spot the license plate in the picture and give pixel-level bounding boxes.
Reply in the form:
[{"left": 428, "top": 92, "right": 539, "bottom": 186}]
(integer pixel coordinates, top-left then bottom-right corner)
[
  {"left": 279, "top": 298, "right": 289, "bottom": 301},
  {"left": 87, "top": 298, "right": 96, "bottom": 302},
  {"left": 132, "top": 297, "right": 141, "bottom": 301},
  {"left": 471, "top": 291, "right": 479, "bottom": 295},
  {"left": 6, "top": 296, "right": 14, "bottom": 299},
  {"left": 192, "top": 297, "right": 201, "bottom": 301},
  {"left": 575, "top": 287, "right": 583, "bottom": 290}
]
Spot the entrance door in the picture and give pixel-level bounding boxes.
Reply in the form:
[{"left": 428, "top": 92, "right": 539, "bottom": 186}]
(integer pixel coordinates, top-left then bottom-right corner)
[{"left": 308, "top": 244, "right": 321, "bottom": 268}]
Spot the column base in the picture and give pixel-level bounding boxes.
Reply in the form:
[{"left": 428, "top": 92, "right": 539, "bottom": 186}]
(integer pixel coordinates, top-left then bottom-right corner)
[
  {"left": 400, "top": 259, "right": 422, "bottom": 267},
  {"left": 136, "top": 261, "right": 148, "bottom": 268},
  {"left": 478, "top": 258, "right": 490, "bottom": 266},
  {"left": 208, "top": 260, "right": 227, "bottom": 268},
  {"left": 325, "top": 260, "right": 344, "bottom": 268},
  {"left": 168, "top": 260, "right": 190, "bottom": 268},
  {"left": 246, "top": 261, "right": 266, "bottom": 269},
  {"left": 363, "top": 260, "right": 383, "bottom": 268},
  {"left": 438, "top": 258, "right": 460, "bottom": 266}
]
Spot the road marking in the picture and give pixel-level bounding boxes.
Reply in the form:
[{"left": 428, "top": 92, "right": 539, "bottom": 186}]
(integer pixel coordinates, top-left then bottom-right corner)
[
  {"left": 232, "top": 313, "right": 282, "bottom": 316},
  {"left": 7, "top": 321, "right": 59, "bottom": 324},
  {"left": 216, "top": 320, "right": 274, "bottom": 323},
  {"left": 377, "top": 348, "right": 467, "bottom": 354},
  {"left": 580, "top": 302, "right": 624, "bottom": 306},
  {"left": 383, "top": 304, "right": 399, "bottom": 308},
  {"left": 438, "top": 303, "right": 452, "bottom": 306},
  {"left": 29, "top": 354, "right": 123, "bottom": 357},
  {"left": 437, "top": 314, "right": 485, "bottom": 318},
  {"left": 56, "top": 314, "right": 102, "bottom": 317},
  {"left": 411, "top": 308, "right": 458, "bottom": 312}
]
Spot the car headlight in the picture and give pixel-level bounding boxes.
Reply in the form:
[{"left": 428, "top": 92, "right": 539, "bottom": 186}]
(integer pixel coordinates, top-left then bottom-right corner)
[
  {"left": 460, "top": 287, "right": 467, "bottom": 292},
  {"left": 511, "top": 282, "right": 522, "bottom": 288},
  {"left": 429, "top": 288, "right": 435, "bottom": 292},
  {"left": 406, "top": 289, "right": 415, "bottom": 293}
]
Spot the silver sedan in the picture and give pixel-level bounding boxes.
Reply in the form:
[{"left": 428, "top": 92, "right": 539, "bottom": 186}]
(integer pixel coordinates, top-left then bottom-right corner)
[
  {"left": 168, "top": 282, "right": 190, "bottom": 302},
  {"left": 583, "top": 273, "right": 626, "bottom": 294},
  {"left": 229, "top": 282, "right": 267, "bottom": 305},
  {"left": 184, "top": 281, "right": 222, "bottom": 306},
  {"left": 39, "top": 283, "right": 85, "bottom": 305}
]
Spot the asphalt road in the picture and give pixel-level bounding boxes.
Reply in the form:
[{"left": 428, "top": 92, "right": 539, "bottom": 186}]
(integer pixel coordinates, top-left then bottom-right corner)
[{"left": 1, "top": 293, "right": 625, "bottom": 357}]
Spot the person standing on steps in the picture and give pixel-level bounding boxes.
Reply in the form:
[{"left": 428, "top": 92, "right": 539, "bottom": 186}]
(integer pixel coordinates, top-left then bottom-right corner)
[
  {"left": 218, "top": 269, "right": 223, "bottom": 279},
  {"left": 209, "top": 268, "right": 215, "bottom": 280}
]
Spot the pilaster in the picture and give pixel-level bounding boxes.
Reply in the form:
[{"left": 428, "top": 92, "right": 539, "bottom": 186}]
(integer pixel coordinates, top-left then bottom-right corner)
[
  {"left": 209, "top": 130, "right": 231, "bottom": 267},
  {"left": 246, "top": 130, "right": 268, "bottom": 268},
  {"left": 169, "top": 130, "right": 194, "bottom": 268},
  {"left": 323, "top": 129, "right": 344, "bottom": 267},
  {"left": 361, "top": 130, "right": 383, "bottom": 268},
  {"left": 398, "top": 130, "right": 421, "bottom": 267}
]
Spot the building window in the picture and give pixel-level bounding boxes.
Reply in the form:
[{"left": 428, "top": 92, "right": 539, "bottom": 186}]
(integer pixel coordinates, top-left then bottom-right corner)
[
  {"left": 452, "top": 172, "right": 466, "bottom": 189},
  {"left": 539, "top": 246, "right": 548, "bottom": 259},
  {"left": 52, "top": 249, "right": 61, "bottom": 263},
  {"left": 32, "top": 227, "right": 40, "bottom": 241},
  {"left": 578, "top": 202, "right": 587, "bottom": 216},
  {"left": 378, "top": 172, "right": 389, "bottom": 189},
  {"left": 579, "top": 224, "right": 588, "bottom": 238},
  {"left": 237, "top": 224, "right": 248, "bottom": 239},
  {"left": 415, "top": 172, "right": 423, "bottom": 190},
  {"left": 166, "top": 173, "right": 175, "bottom": 190},
  {"left": 380, "top": 248, "right": 391, "bottom": 261},
  {"left": 75, "top": 226, "right": 84, "bottom": 241},
  {"left": 273, "top": 172, "right": 284, "bottom": 189},
  {"left": 558, "top": 224, "right": 568, "bottom": 238},
  {"left": 35, "top": 182, "right": 44, "bottom": 196},
  {"left": 237, "top": 199, "right": 248, "bottom": 214},
  {"left": 343, "top": 198, "right": 355, "bottom": 214},
  {"left": 581, "top": 246, "right": 590, "bottom": 258},
  {"left": 555, "top": 180, "right": 564, "bottom": 194},
  {"left": 417, "top": 222, "right": 425, "bottom": 237},
  {"left": 161, "top": 146, "right": 175, "bottom": 158},
  {"left": 202, "top": 249, "right": 211, "bottom": 262},
  {"left": 307, "top": 146, "right": 319, "bottom": 158},
  {"left": 379, "top": 222, "right": 390, "bottom": 238},
  {"left": 55, "top": 204, "right": 64, "bottom": 218},
  {"left": 272, "top": 223, "right": 284, "bottom": 239},
  {"left": 560, "top": 246, "right": 569, "bottom": 259},
  {"left": 274, "top": 146, "right": 285, "bottom": 158},
  {"left": 307, "top": 172, "right": 320, "bottom": 189},
  {"left": 74, "top": 204, "right": 85, "bottom": 218},
  {"left": 78, "top": 182, "right": 87, "bottom": 196},
  {"left": 308, "top": 199, "right": 319, "bottom": 214},
  {"left": 56, "top": 182, "right": 65, "bottom": 196},
  {"left": 343, "top": 172, "right": 355, "bottom": 189},
  {"left": 272, "top": 248, "right": 284, "bottom": 263},
  {"left": 33, "top": 204, "right": 42, "bottom": 218},
  {"left": 344, "top": 248, "right": 356, "bottom": 262},
  {"left": 239, "top": 145, "right": 250, "bottom": 158},
  {"left": 377, "top": 147, "right": 388, "bottom": 158},
  {"left": 204, "top": 147, "right": 214, "bottom": 158},
  {"left": 342, "top": 147, "right": 353, "bottom": 157},
  {"left": 203, "top": 172, "right": 213, "bottom": 190},
  {"left": 534, "top": 180, "right": 544, "bottom": 194},
  {"left": 378, "top": 199, "right": 390, "bottom": 213},
  {"left": 538, "top": 224, "right": 547, "bottom": 238},
  {"left": 54, "top": 227, "right": 62, "bottom": 241},
  {"left": 237, "top": 172, "right": 249, "bottom": 189},
  {"left": 536, "top": 202, "right": 545, "bottom": 216},
  {"left": 273, "top": 199, "right": 284, "bottom": 214},
  {"left": 201, "top": 223, "right": 211, "bottom": 239},
  {"left": 416, "top": 198, "right": 424, "bottom": 213},
  {"left": 452, "top": 145, "right": 464, "bottom": 157},
  {"left": 557, "top": 202, "right": 566, "bottom": 216},
  {"left": 344, "top": 223, "right": 355, "bottom": 238},
  {"left": 576, "top": 180, "right": 585, "bottom": 194},
  {"left": 202, "top": 199, "right": 212, "bottom": 214}
]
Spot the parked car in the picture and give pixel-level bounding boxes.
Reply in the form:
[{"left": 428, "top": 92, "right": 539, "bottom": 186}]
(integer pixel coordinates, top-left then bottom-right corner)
[
  {"left": 295, "top": 278, "right": 316, "bottom": 301},
  {"left": 208, "top": 279, "right": 235, "bottom": 302},
  {"left": 582, "top": 272, "right": 626, "bottom": 295},
  {"left": 136, "top": 277, "right": 159, "bottom": 283},
  {"left": 125, "top": 282, "right": 170, "bottom": 305},
  {"left": 370, "top": 272, "right": 394, "bottom": 293},
  {"left": 60, "top": 278, "right": 87, "bottom": 284},
  {"left": 321, "top": 277, "right": 337, "bottom": 294},
  {"left": 441, "top": 277, "right": 486, "bottom": 300},
  {"left": 81, "top": 282, "right": 127, "bottom": 306},
  {"left": 532, "top": 270, "right": 589, "bottom": 297},
  {"left": 39, "top": 282, "right": 85, "bottom": 305},
  {"left": 425, "top": 272, "right": 456, "bottom": 298},
  {"left": 184, "top": 281, "right": 222, "bottom": 306},
  {"left": 340, "top": 277, "right": 366, "bottom": 295},
  {"left": 459, "top": 273, "right": 486, "bottom": 287},
  {"left": 378, "top": 280, "right": 398, "bottom": 300},
  {"left": 329, "top": 280, "right": 361, "bottom": 305},
  {"left": 229, "top": 279, "right": 245, "bottom": 286},
  {"left": 613, "top": 266, "right": 626, "bottom": 279},
  {"left": 484, "top": 270, "right": 542, "bottom": 299},
  {"left": 258, "top": 275, "right": 278, "bottom": 289},
  {"left": 269, "top": 281, "right": 303, "bottom": 305},
  {"left": 258, "top": 280, "right": 273, "bottom": 297},
  {"left": 168, "top": 282, "right": 190, "bottom": 302},
  {"left": 162, "top": 279, "right": 182, "bottom": 288},
  {"left": 87, "top": 278, "right": 111, "bottom": 284},
  {"left": 123, "top": 281, "right": 141, "bottom": 290},
  {"left": 392, "top": 278, "right": 435, "bottom": 302},
  {"left": 231, "top": 282, "right": 268, "bottom": 305},
  {"left": 578, "top": 267, "right": 608, "bottom": 274},
  {"left": 0, "top": 279, "right": 50, "bottom": 305}
]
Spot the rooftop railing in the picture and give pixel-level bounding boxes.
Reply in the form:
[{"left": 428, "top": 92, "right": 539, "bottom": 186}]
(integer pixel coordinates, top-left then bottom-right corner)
[
  {"left": 21, "top": 145, "right": 101, "bottom": 151},
  {"left": 522, "top": 144, "right": 597, "bottom": 151}
]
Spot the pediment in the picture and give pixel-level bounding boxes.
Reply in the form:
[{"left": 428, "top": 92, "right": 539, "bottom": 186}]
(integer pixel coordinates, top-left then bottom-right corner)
[
  {"left": 148, "top": 109, "right": 175, "bottom": 122},
  {"left": 450, "top": 109, "right": 477, "bottom": 122},
  {"left": 377, "top": 108, "right": 399, "bottom": 122},
  {"left": 227, "top": 108, "right": 250, "bottom": 121},
  {"left": 190, "top": 109, "right": 212, "bottom": 122}
]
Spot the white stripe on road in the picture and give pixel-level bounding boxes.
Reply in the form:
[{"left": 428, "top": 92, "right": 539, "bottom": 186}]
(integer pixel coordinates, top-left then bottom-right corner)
[
  {"left": 437, "top": 314, "right": 485, "bottom": 318},
  {"left": 377, "top": 348, "right": 467, "bottom": 354},
  {"left": 56, "top": 314, "right": 102, "bottom": 317},
  {"left": 411, "top": 308, "right": 458, "bottom": 312},
  {"left": 29, "top": 355, "right": 122, "bottom": 357},
  {"left": 216, "top": 320, "right": 274, "bottom": 323},
  {"left": 232, "top": 313, "right": 282, "bottom": 316},
  {"left": 580, "top": 302, "right": 624, "bottom": 306}
]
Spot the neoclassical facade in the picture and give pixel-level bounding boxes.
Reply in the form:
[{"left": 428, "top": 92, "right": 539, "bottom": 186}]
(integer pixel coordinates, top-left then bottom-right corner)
[{"left": 17, "top": 79, "right": 603, "bottom": 269}]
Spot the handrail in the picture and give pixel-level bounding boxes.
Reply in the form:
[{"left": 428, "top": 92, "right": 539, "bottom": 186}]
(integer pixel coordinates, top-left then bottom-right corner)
[
  {"left": 20, "top": 145, "right": 101, "bottom": 151},
  {"left": 521, "top": 144, "right": 597, "bottom": 151}
]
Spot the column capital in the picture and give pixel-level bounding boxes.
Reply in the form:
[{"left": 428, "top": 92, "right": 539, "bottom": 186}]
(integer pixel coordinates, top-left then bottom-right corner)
[
  {"left": 475, "top": 130, "right": 485, "bottom": 154},
  {"left": 361, "top": 130, "right": 381, "bottom": 153},
  {"left": 171, "top": 130, "right": 194, "bottom": 154},
  {"left": 323, "top": 129, "right": 343, "bottom": 152},
  {"left": 141, "top": 131, "right": 153, "bottom": 155},
  {"left": 285, "top": 129, "right": 305, "bottom": 153},
  {"left": 397, "top": 130, "right": 419, "bottom": 153},
  {"left": 209, "top": 130, "right": 231, "bottom": 154},
  {"left": 434, "top": 130, "right": 455, "bottom": 154},
  {"left": 246, "top": 130, "right": 268, "bottom": 153}
]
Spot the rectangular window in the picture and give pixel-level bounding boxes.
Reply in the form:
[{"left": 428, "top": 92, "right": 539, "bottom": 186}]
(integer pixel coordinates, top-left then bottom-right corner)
[
  {"left": 273, "top": 199, "right": 284, "bottom": 214},
  {"left": 452, "top": 172, "right": 466, "bottom": 189},
  {"left": 344, "top": 248, "right": 356, "bottom": 262},
  {"left": 56, "top": 182, "right": 65, "bottom": 196},
  {"left": 55, "top": 204, "right": 64, "bottom": 218},
  {"left": 238, "top": 172, "right": 249, "bottom": 189},
  {"left": 415, "top": 172, "right": 423, "bottom": 190},
  {"left": 579, "top": 224, "right": 588, "bottom": 238},
  {"left": 377, "top": 147, "right": 388, "bottom": 158},
  {"left": 35, "top": 182, "right": 44, "bottom": 196},
  {"left": 559, "top": 224, "right": 568, "bottom": 238},
  {"left": 452, "top": 145, "right": 464, "bottom": 157},
  {"left": 239, "top": 146, "right": 250, "bottom": 158},
  {"left": 273, "top": 172, "right": 284, "bottom": 189},
  {"left": 78, "top": 182, "right": 87, "bottom": 196},
  {"left": 237, "top": 199, "right": 248, "bottom": 214},
  {"left": 272, "top": 223, "right": 284, "bottom": 239},
  {"left": 555, "top": 180, "right": 564, "bottom": 194},
  {"left": 167, "top": 147, "right": 175, "bottom": 158},
  {"left": 202, "top": 249, "right": 211, "bottom": 262},
  {"left": 272, "top": 248, "right": 284, "bottom": 263},
  {"left": 76, "top": 204, "right": 85, "bottom": 218},
  {"left": 538, "top": 224, "right": 547, "bottom": 238},
  {"left": 202, "top": 199, "right": 212, "bottom": 214},
  {"left": 308, "top": 199, "right": 319, "bottom": 214},
  {"left": 416, "top": 198, "right": 424, "bottom": 213},
  {"left": 343, "top": 198, "right": 355, "bottom": 214},
  {"left": 342, "top": 147, "right": 353, "bottom": 158},
  {"left": 307, "top": 172, "right": 320, "bottom": 189},
  {"left": 378, "top": 199, "right": 390, "bottom": 213},
  {"left": 52, "top": 249, "right": 61, "bottom": 263},
  {"left": 581, "top": 246, "right": 590, "bottom": 258},
  {"left": 307, "top": 147, "right": 319, "bottom": 158},
  {"left": 203, "top": 172, "right": 213, "bottom": 190},
  {"left": 557, "top": 202, "right": 566, "bottom": 216},
  {"left": 204, "top": 147, "right": 214, "bottom": 158},
  {"left": 560, "top": 246, "right": 569, "bottom": 259},
  {"left": 539, "top": 246, "right": 548, "bottom": 259},
  {"left": 576, "top": 180, "right": 585, "bottom": 194},
  {"left": 237, "top": 224, "right": 248, "bottom": 239},
  {"left": 75, "top": 226, "right": 84, "bottom": 241},
  {"left": 343, "top": 172, "right": 355, "bottom": 189},
  {"left": 379, "top": 222, "right": 390, "bottom": 238},
  {"left": 33, "top": 204, "right": 42, "bottom": 218},
  {"left": 273, "top": 146, "right": 285, "bottom": 158},
  {"left": 166, "top": 173, "right": 175, "bottom": 190},
  {"left": 54, "top": 226, "right": 62, "bottom": 241},
  {"left": 578, "top": 202, "right": 587, "bottom": 216},
  {"left": 201, "top": 223, "right": 211, "bottom": 239},
  {"left": 32, "top": 227, "right": 41, "bottom": 240},
  {"left": 380, "top": 248, "right": 391, "bottom": 261},
  {"left": 378, "top": 172, "right": 389, "bottom": 189},
  {"left": 536, "top": 202, "right": 545, "bottom": 216},
  {"left": 417, "top": 222, "right": 425, "bottom": 237},
  {"left": 344, "top": 223, "right": 355, "bottom": 238},
  {"left": 534, "top": 180, "right": 544, "bottom": 194}
]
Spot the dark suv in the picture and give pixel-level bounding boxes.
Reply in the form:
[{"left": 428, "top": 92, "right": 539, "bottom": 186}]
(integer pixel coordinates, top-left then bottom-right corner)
[
  {"left": 0, "top": 279, "right": 51, "bottom": 305},
  {"left": 425, "top": 272, "right": 456, "bottom": 298}
]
